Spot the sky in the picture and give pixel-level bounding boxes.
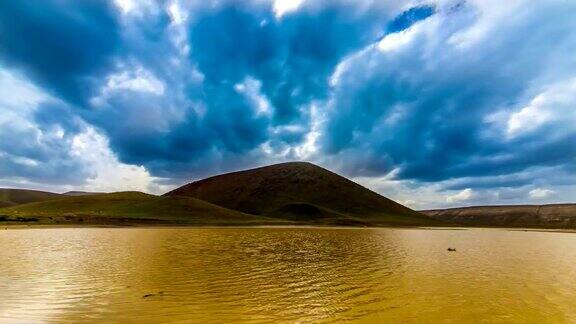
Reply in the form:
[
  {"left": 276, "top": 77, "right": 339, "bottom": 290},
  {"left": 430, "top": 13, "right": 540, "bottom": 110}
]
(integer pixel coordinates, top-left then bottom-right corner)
[{"left": 0, "top": 0, "right": 575, "bottom": 209}]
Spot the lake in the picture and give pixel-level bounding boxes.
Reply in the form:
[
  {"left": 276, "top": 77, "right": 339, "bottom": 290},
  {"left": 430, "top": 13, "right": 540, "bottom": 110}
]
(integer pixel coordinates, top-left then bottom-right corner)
[{"left": 1, "top": 227, "right": 575, "bottom": 322}]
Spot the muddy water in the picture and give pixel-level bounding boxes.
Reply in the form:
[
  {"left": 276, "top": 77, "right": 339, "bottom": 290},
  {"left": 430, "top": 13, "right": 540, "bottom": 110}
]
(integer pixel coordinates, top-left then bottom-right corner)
[{"left": 1, "top": 227, "right": 575, "bottom": 322}]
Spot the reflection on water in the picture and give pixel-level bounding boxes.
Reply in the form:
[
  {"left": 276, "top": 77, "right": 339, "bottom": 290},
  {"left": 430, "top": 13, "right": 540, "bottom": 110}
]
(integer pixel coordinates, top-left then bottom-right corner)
[{"left": 1, "top": 227, "right": 576, "bottom": 322}]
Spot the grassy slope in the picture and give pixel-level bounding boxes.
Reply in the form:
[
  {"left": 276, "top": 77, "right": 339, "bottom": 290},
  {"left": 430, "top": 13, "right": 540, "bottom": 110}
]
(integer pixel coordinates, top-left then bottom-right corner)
[
  {"left": 165, "top": 162, "right": 438, "bottom": 226},
  {"left": 0, "top": 189, "right": 61, "bottom": 208},
  {"left": 0, "top": 191, "right": 283, "bottom": 225}
]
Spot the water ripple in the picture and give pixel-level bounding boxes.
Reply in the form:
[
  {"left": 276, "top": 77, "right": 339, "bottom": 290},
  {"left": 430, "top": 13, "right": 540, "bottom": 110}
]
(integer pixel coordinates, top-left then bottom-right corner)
[{"left": 1, "top": 227, "right": 576, "bottom": 322}]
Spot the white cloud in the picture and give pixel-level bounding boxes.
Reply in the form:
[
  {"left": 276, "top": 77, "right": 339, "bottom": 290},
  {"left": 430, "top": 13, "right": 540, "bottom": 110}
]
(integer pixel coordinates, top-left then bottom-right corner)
[
  {"left": 529, "top": 188, "right": 555, "bottom": 199},
  {"left": 506, "top": 95, "right": 551, "bottom": 137},
  {"left": 114, "top": 0, "right": 159, "bottom": 16},
  {"left": 114, "top": 0, "right": 136, "bottom": 14},
  {"left": 107, "top": 67, "right": 164, "bottom": 95},
  {"left": 446, "top": 188, "right": 474, "bottom": 203},
  {"left": 256, "top": 101, "right": 324, "bottom": 161},
  {"left": 506, "top": 78, "right": 576, "bottom": 138},
  {"left": 234, "top": 77, "right": 272, "bottom": 116},
  {"left": 11, "top": 156, "right": 39, "bottom": 167},
  {"left": 0, "top": 68, "right": 48, "bottom": 122},
  {"left": 0, "top": 70, "right": 170, "bottom": 195},
  {"left": 167, "top": 1, "right": 187, "bottom": 25},
  {"left": 329, "top": 48, "right": 367, "bottom": 87},
  {"left": 91, "top": 66, "right": 166, "bottom": 107},
  {"left": 166, "top": 0, "right": 190, "bottom": 55},
  {"left": 293, "top": 102, "right": 323, "bottom": 159},
  {"left": 447, "top": 0, "right": 525, "bottom": 49},
  {"left": 71, "top": 127, "right": 168, "bottom": 194},
  {"left": 273, "top": 0, "right": 305, "bottom": 18},
  {"left": 378, "top": 23, "right": 422, "bottom": 52}
]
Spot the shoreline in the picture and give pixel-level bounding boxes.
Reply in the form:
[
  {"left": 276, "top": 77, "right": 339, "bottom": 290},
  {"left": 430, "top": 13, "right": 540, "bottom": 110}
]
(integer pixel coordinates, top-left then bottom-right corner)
[{"left": 2, "top": 223, "right": 576, "bottom": 234}]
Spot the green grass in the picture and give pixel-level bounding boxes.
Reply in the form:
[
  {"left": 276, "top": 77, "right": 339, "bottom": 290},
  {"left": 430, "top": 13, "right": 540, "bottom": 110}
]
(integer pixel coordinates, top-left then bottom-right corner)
[{"left": 0, "top": 191, "right": 285, "bottom": 225}]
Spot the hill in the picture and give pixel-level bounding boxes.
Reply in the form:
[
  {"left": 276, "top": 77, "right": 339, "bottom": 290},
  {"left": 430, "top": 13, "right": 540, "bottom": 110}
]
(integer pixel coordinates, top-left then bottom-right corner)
[
  {"left": 165, "top": 162, "right": 435, "bottom": 226},
  {"left": 0, "top": 188, "right": 60, "bottom": 208},
  {"left": 422, "top": 204, "right": 576, "bottom": 229},
  {"left": 0, "top": 191, "right": 280, "bottom": 226}
]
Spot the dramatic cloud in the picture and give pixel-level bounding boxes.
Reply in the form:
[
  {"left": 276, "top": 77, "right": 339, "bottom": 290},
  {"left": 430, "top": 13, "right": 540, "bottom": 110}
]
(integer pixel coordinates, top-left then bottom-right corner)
[
  {"left": 0, "top": 70, "right": 88, "bottom": 186},
  {"left": 0, "top": 1, "right": 121, "bottom": 105},
  {"left": 0, "top": 0, "right": 575, "bottom": 207}
]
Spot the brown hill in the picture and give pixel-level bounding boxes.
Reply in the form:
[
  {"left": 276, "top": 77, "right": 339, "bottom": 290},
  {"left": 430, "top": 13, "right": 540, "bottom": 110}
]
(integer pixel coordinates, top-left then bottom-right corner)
[
  {"left": 0, "top": 188, "right": 60, "bottom": 208},
  {"left": 422, "top": 204, "right": 576, "bottom": 229},
  {"left": 165, "top": 162, "right": 432, "bottom": 226}
]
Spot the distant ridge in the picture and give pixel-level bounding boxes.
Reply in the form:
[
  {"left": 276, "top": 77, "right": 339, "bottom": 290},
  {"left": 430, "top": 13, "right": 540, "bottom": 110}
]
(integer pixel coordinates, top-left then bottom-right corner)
[
  {"left": 0, "top": 188, "right": 60, "bottom": 208},
  {"left": 165, "top": 162, "right": 431, "bottom": 225},
  {"left": 63, "top": 191, "right": 106, "bottom": 196},
  {"left": 422, "top": 204, "right": 576, "bottom": 229}
]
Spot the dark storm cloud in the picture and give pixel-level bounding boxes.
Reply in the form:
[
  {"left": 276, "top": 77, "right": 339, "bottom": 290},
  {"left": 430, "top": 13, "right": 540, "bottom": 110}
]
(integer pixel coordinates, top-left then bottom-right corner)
[
  {"left": 0, "top": 0, "right": 425, "bottom": 180},
  {"left": 0, "top": 0, "right": 121, "bottom": 106},
  {"left": 37, "top": 0, "right": 403, "bottom": 178},
  {"left": 321, "top": 0, "right": 576, "bottom": 186},
  {"left": 188, "top": 2, "right": 389, "bottom": 125},
  {"left": 0, "top": 0, "right": 575, "bottom": 199}
]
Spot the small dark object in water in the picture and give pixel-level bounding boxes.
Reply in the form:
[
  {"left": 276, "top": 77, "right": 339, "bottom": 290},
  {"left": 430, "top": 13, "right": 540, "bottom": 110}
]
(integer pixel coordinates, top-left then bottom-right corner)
[
  {"left": 447, "top": 248, "right": 456, "bottom": 251},
  {"left": 143, "top": 291, "right": 163, "bottom": 298}
]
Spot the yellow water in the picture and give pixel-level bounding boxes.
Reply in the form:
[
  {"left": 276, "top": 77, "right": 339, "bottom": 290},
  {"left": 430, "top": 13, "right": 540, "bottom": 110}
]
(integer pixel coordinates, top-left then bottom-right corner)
[{"left": 1, "top": 227, "right": 576, "bottom": 323}]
